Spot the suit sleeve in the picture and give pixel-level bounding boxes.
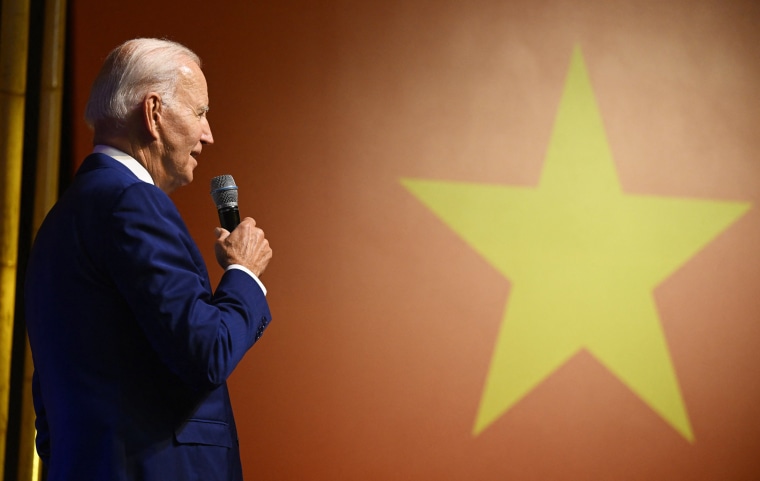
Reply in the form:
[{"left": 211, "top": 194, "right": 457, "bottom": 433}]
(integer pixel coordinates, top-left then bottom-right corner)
[{"left": 103, "top": 182, "right": 271, "bottom": 390}]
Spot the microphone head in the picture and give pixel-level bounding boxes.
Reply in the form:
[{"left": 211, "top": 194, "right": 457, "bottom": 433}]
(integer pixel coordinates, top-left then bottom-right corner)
[{"left": 210, "top": 174, "right": 238, "bottom": 208}]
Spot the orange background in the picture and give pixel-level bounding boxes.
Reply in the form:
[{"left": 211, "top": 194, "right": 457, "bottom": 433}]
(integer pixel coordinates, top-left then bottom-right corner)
[{"left": 68, "top": 1, "right": 760, "bottom": 479}]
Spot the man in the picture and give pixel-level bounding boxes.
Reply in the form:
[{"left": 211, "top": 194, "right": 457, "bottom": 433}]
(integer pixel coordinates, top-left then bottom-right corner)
[{"left": 25, "top": 38, "right": 272, "bottom": 480}]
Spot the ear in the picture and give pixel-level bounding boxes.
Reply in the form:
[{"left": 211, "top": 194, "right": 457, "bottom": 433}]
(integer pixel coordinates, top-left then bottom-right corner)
[{"left": 142, "top": 92, "right": 163, "bottom": 140}]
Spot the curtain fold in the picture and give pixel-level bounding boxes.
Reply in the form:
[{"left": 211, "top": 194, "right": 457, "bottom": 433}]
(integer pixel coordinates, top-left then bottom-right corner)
[{"left": 0, "top": 0, "right": 32, "bottom": 478}]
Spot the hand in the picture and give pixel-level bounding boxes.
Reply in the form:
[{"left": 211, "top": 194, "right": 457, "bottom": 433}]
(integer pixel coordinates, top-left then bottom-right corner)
[{"left": 214, "top": 217, "right": 272, "bottom": 277}]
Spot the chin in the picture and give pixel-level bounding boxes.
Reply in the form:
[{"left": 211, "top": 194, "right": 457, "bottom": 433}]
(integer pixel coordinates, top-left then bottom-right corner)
[{"left": 171, "top": 175, "right": 193, "bottom": 192}]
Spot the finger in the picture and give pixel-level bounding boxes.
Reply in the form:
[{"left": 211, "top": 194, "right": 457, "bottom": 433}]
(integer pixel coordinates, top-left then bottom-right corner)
[{"left": 215, "top": 227, "right": 229, "bottom": 240}]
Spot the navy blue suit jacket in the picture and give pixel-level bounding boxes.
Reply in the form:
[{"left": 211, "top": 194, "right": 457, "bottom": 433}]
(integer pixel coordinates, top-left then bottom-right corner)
[{"left": 25, "top": 154, "right": 271, "bottom": 480}]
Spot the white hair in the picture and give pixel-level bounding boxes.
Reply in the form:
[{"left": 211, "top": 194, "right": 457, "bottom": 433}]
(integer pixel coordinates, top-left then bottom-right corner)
[{"left": 84, "top": 38, "right": 201, "bottom": 131}]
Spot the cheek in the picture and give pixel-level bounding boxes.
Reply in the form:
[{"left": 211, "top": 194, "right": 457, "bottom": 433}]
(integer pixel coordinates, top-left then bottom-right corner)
[{"left": 181, "top": 127, "right": 200, "bottom": 148}]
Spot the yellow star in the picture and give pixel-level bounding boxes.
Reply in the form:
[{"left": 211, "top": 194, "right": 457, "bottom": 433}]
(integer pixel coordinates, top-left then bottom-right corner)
[{"left": 401, "top": 46, "right": 750, "bottom": 442}]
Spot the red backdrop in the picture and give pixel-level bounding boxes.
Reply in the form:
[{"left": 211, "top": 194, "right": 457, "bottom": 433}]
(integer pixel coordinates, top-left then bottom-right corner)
[{"left": 69, "top": 1, "right": 760, "bottom": 479}]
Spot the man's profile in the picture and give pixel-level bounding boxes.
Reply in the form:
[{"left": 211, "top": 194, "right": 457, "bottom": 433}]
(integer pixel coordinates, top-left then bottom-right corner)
[{"left": 25, "top": 38, "right": 272, "bottom": 480}]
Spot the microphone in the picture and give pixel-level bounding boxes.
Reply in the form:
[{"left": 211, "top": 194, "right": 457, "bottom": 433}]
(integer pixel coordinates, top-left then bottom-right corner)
[{"left": 210, "top": 174, "right": 241, "bottom": 231}]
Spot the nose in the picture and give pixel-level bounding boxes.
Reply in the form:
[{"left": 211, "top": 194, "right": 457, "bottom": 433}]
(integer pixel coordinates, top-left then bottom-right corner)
[{"left": 201, "top": 117, "right": 214, "bottom": 145}]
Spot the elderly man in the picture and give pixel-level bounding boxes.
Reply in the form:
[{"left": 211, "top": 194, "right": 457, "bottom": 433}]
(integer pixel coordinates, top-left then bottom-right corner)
[{"left": 25, "top": 38, "right": 272, "bottom": 480}]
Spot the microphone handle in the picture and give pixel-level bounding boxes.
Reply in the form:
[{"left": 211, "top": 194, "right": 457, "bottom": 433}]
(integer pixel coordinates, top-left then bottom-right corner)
[{"left": 218, "top": 206, "right": 240, "bottom": 231}]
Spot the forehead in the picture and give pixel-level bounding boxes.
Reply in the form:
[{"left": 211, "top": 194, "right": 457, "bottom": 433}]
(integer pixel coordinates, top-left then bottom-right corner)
[{"left": 176, "top": 60, "right": 209, "bottom": 103}]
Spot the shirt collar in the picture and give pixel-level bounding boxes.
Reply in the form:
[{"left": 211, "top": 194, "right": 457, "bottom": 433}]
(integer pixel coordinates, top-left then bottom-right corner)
[{"left": 92, "top": 145, "right": 155, "bottom": 185}]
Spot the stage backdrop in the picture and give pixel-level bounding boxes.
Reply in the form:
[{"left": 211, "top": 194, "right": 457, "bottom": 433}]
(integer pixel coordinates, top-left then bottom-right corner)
[{"left": 68, "top": 1, "right": 760, "bottom": 479}]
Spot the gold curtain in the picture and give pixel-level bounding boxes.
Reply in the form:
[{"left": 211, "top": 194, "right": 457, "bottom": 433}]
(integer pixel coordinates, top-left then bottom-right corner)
[
  {"left": 0, "top": 0, "right": 31, "bottom": 477},
  {"left": 0, "top": 0, "right": 67, "bottom": 479}
]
